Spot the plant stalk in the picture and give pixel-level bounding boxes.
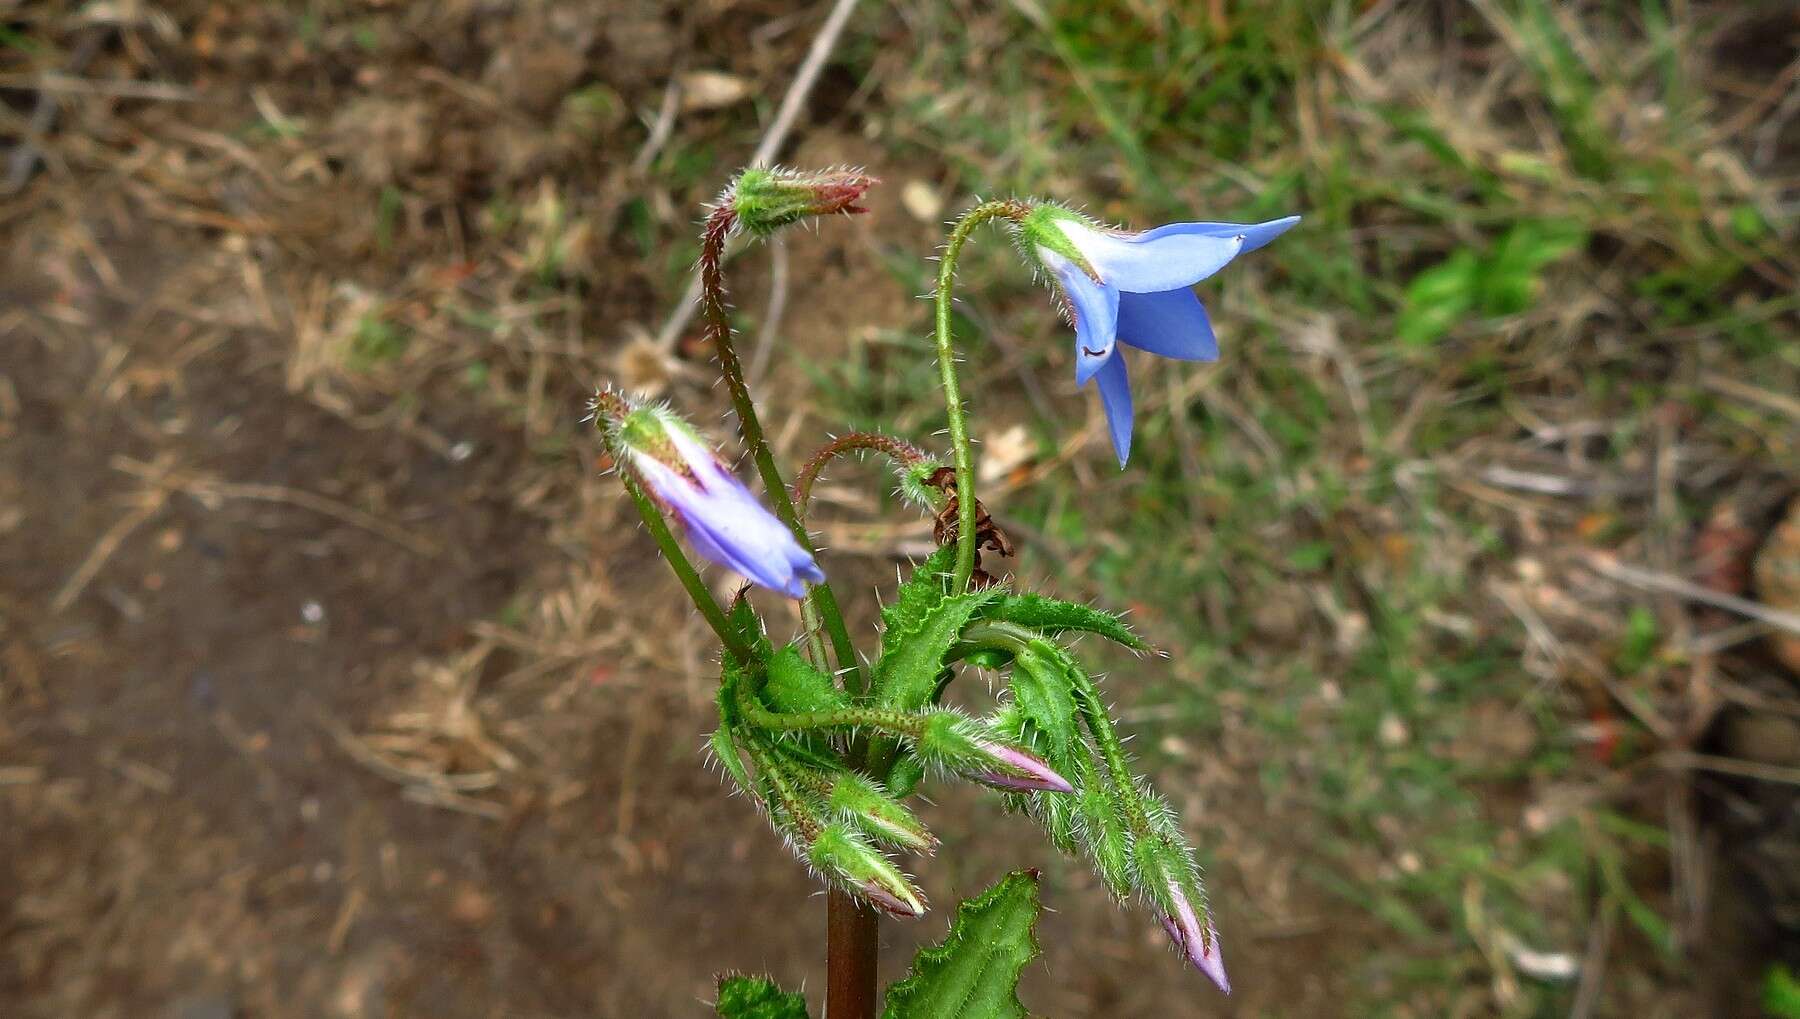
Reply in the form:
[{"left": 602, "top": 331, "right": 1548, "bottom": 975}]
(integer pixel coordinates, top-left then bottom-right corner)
[
  {"left": 932, "top": 200, "right": 1029, "bottom": 594},
  {"left": 699, "top": 208, "right": 866, "bottom": 693},
  {"left": 828, "top": 888, "right": 880, "bottom": 1019}
]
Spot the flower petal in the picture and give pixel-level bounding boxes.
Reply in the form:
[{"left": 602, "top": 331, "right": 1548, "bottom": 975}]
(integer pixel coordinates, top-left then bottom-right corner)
[
  {"left": 1091, "top": 350, "right": 1134, "bottom": 467},
  {"left": 1059, "top": 219, "right": 1245, "bottom": 294},
  {"left": 1140, "top": 215, "right": 1300, "bottom": 255},
  {"left": 1043, "top": 249, "right": 1120, "bottom": 386},
  {"left": 1116, "top": 288, "right": 1218, "bottom": 362}
]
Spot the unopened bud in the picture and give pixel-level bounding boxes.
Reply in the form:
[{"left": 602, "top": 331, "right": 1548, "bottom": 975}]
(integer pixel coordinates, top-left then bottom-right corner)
[
  {"left": 592, "top": 389, "right": 823, "bottom": 598},
  {"left": 808, "top": 823, "right": 926, "bottom": 918},
  {"left": 915, "top": 712, "right": 1074, "bottom": 794},
  {"left": 722, "top": 166, "right": 878, "bottom": 237},
  {"left": 827, "top": 772, "right": 937, "bottom": 855}
]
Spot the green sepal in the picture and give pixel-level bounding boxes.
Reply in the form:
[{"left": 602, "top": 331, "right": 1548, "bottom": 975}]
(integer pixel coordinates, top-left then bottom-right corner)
[
  {"left": 761, "top": 644, "right": 851, "bottom": 714},
  {"left": 827, "top": 770, "right": 937, "bottom": 854},
  {"left": 881, "top": 870, "right": 1042, "bottom": 1019},
  {"left": 1078, "top": 779, "right": 1136, "bottom": 900},
  {"left": 886, "top": 753, "right": 927, "bottom": 799},
  {"left": 715, "top": 975, "right": 811, "bottom": 1019},
  {"left": 979, "top": 594, "right": 1149, "bottom": 651},
  {"left": 726, "top": 593, "right": 773, "bottom": 663},
  {"left": 709, "top": 725, "right": 756, "bottom": 795}
]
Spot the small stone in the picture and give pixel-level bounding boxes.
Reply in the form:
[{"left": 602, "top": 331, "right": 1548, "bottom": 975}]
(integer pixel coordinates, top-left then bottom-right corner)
[
  {"left": 679, "top": 70, "right": 752, "bottom": 112},
  {"left": 1378, "top": 713, "right": 1409, "bottom": 748},
  {"left": 451, "top": 881, "right": 495, "bottom": 925}
]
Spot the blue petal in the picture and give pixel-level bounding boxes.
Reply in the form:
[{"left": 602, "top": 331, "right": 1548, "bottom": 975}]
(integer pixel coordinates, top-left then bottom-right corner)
[
  {"left": 1044, "top": 249, "right": 1121, "bottom": 386},
  {"left": 1062, "top": 220, "right": 1244, "bottom": 294},
  {"left": 1092, "top": 350, "right": 1134, "bottom": 467},
  {"left": 1116, "top": 288, "right": 1218, "bottom": 362},
  {"left": 1142, "top": 215, "right": 1300, "bottom": 254}
]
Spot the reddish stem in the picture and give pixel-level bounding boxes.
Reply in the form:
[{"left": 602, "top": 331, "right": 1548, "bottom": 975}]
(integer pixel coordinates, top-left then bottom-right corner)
[
  {"left": 793, "top": 432, "right": 930, "bottom": 516},
  {"left": 827, "top": 888, "right": 880, "bottom": 1019}
]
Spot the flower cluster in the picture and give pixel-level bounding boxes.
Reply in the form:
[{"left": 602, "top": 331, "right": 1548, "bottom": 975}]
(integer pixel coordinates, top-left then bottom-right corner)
[{"left": 594, "top": 167, "right": 1299, "bottom": 1000}]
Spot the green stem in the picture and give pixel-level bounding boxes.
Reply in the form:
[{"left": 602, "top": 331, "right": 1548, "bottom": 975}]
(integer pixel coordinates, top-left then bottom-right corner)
[
  {"left": 734, "top": 680, "right": 923, "bottom": 738},
  {"left": 933, "top": 200, "right": 1030, "bottom": 594},
  {"left": 700, "top": 208, "right": 866, "bottom": 693},
  {"left": 622, "top": 472, "right": 753, "bottom": 665}
]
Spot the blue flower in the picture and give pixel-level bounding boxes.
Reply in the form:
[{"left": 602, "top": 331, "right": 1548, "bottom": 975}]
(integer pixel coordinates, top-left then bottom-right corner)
[
  {"left": 1020, "top": 209, "right": 1300, "bottom": 465},
  {"left": 609, "top": 400, "right": 825, "bottom": 598}
]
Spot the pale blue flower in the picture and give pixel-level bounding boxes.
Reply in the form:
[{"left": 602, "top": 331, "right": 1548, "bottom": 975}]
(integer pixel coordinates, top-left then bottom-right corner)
[{"left": 1024, "top": 210, "right": 1300, "bottom": 465}]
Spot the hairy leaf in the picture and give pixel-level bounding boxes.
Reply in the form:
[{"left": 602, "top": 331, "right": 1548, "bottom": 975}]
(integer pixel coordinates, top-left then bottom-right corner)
[
  {"left": 708, "top": 725, "right": 755, "bottom": 795},
  {"left": 761, "top": 644, "right": 850, "bottom": 714},
  {"left": 879, "top": 546, "right": 959, "bottom": 662},
  {"left": 980, "top": 594, "right": 1148, "bottom": 651},
  {"left": 716, "top": 975, "right": 811, "bottom": 1019},
  {"left": 1008, "top": 641, "right": 1079, "bottom": 757},
  {"left": 873, "top": 590, "right": 998, "bottom": 712},
  {"left": 881, "top": 870, "right": 1042, "bottom": 1019}
]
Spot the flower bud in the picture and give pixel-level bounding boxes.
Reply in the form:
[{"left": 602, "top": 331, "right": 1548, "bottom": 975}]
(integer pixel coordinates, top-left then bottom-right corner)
[
  {"left": 826, "top": 772, "right": 938, "bottom": 855},
  {"left": 1135, "top": 831, "right": 1229, "bottom": 994},
  {"left": 592, "top": 389, "right": 824, "bottom": 598},
  {"left": 915, "top": 711, "right": 1074, "bottom": 793},
  {"left": 723, "top": 166, "right": 877, "bottom": 237},
  {"left": 808, "top": 822, "right": 926, "bottom": 918}
]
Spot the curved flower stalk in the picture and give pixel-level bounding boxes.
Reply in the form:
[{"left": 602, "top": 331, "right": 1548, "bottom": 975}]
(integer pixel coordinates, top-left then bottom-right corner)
[
  {"left": 592, "top": 389, "right": 822, "bottom": 598},
  {"left": 1013, "top": 206, "right": 1300, "bottom": 465}
]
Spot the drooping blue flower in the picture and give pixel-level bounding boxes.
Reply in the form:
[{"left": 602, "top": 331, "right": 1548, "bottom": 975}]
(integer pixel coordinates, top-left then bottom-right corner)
[
  {"left": 1018, "top": 207, "right": 1300, "bottom": 465},
  {"left": 604, "top": 398, "right": 825, "bottom": 598}
]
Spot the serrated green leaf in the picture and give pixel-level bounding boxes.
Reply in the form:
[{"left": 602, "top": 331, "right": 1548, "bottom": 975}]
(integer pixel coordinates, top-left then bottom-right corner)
[
  {"left": 874, "top": 590, "right": 998, "bottom": 713},
  {"left": 879, "top": 546, "right": 959, "bottom": 662},
  {"left": 1008, "top": 642, "right": 1079, "bottom": 757},
  {"left": 762, "top": 644, "right": 851, "bottom": 714},
  {"left": 1396, "top": 249, "right": 1479, "bottom": 347},
  {"left": 716, "top": 975, "right": 811, "bottom": 1019},
  {"left": 881, "top": 870, "right": 1042, "bottom": 1019},
  {"left": 980, "top": 593, "right": 1149, "bottom": 651}
]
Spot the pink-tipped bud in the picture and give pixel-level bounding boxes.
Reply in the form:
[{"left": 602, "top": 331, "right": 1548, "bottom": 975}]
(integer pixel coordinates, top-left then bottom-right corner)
[
  {"left": 1161, "top": 884, "right": 1230, "bottom": 995},
  {"left": 969, "top": 740, "right": 1075, "bottom": 794},
  {"left": 807, "top": 822, "right": 927, "bottom": 919},
  {"left": 723, "top": 167, "right": 878, "bottom": 236}
]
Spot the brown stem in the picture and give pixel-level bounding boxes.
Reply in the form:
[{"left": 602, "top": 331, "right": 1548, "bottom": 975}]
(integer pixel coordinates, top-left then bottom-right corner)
[
  {"left": 793, "top": 432, "right": 931, "bottom": 517},
  {"left": 827, "top": 888, "right": 880, "bottom": 1019}
]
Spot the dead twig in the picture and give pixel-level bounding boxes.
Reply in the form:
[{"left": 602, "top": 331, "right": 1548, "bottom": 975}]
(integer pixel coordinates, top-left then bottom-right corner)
[{"left": 1580, "top": 554, "right": 1800, "bottom": 638}]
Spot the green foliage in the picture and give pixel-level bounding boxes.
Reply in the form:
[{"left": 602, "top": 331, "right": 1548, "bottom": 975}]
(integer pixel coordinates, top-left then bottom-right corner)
[
  {"left": 979, "top": 594, "right": 1149, "bottom": 651},
  {"left": 1006, "top": 640, "right": 1080, "bottom": 758},
  {"left": 1397, "top": 221, "right": 1586, "bottom": 347},
  {"left": 715, "top": 975, "right": 811, "bottom": 1019},
  {"left": 879, "top": 547, "right": 959, "bottom": 660},
  {"left": 1765, "top": 964, "right": 1800, "bottom": 1019},
  {"left": 873, "top": 591, "right": 999, "bottom": 713},
  {"left": 708, "top": 725, "right": 754, "bottom": 795},
  {"left": 882, "top": 871, "right": 1042, "bottom": 1019},
  {"left": 761, "top": 645, "right": 851, "bottom": 714}
]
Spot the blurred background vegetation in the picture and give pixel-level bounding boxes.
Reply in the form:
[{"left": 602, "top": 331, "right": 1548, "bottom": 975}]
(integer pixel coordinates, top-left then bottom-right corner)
[{"left": 3, "top": 1, "right": 1796, "bottom": 1017}]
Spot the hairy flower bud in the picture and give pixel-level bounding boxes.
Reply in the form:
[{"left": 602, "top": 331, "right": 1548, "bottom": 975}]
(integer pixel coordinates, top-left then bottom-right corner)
[
  {"left": 1135, "top": 829, "right": 1229, "bottom": 995},
  {"left": 915, "top": 711, "right": 1075, "bottom": 793},
  {"left": 826, "top": 771, "right": 938, "bottom": 855},
  {"left": 722, "top": 166, "right": 878, "bottom": 237},
  {"left": 808, "top": 822, "right": 926, "bottom": 918},
  {"left": 592, "top": 390, "right": 824, "bottom": 598}
]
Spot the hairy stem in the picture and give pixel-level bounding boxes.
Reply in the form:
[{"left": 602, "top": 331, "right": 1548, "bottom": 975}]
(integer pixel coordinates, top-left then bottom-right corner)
[
  {"left": 933, "top": 199, "right": 1031, "bottom": 593},
  {"left": 734, "top": 679, "right": 923, "bottom": 737},
  {"left": 620, "top": 472, "right": 753, "bottom": 665},
  {"left": 699, "top": 208, "right": 865, "bottom": 692},
  {"left": 794, "top": 432, "right": 934, "bottom": 517}
]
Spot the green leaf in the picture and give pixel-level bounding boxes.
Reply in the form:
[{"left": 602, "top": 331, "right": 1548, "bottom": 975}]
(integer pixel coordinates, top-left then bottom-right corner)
[
  {"left": 762, "top": 644, "right": 851, "bottom": 714},
  {"left": 1396, "top": 249, "right": 1479, "bottom": 347},
  {"left": 716, "top": 975, "right": 811, "bottom": 1019},
  {"left": 879, "top": 546, "right": 959, "bottom": 663},
  {"left": 1479, "top": 220, "right": 1586, "bottom": 316},
  {"left": 874, "top": 590, "right": 998, "bottom": 712},
  {"left": 882, "top": 871, "right": 1042, "bottom": 1019},
  {"left": 1008, "top": 642, "right": 1079, "bottom": 758},
  {"left": 1764, "top": 964, "right": 1800, "bottom": 1019},
  {"left": 980, "top": 593, "right": 1149, "bottom": 651},
  {"left": 708, "top": 726, "right": 755, "bottom": 794}
]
